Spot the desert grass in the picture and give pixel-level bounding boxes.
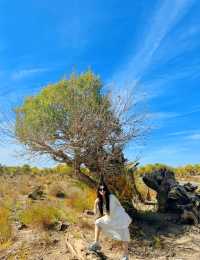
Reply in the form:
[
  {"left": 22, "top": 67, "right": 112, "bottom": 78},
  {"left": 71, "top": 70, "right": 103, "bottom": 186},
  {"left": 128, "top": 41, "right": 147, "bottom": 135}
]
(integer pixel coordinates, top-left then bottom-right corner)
[
  {"left": 18, "top": 202, "right": 64, "bottom": 229},
  {"left": 0, "top": 206, "right": 12, "bottom": 244},
  {"left": 135, "top": 175, "right": 156, "bottom": 200},
  {"left": 65, "top": 187, "right": 96, "bottom": 212}
]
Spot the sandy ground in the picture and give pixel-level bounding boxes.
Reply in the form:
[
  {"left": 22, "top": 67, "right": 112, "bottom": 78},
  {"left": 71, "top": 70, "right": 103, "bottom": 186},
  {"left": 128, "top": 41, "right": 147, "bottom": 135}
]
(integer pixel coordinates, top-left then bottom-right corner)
[
  {"left": 1, "top": 173, "right": 200, "bottom": 259},
  {"left": 1, "top": 208, "right": 200, "bottom": 260}
]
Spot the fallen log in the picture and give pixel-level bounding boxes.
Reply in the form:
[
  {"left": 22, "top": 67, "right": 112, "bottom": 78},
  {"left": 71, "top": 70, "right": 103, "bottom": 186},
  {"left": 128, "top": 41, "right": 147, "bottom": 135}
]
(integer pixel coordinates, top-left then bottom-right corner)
[
  {"left": 143, "top": 200, "right": 157, "bottom": 205},
  {"left": 142, "top": 167, "right": 200, "bottom": 224},
  {"left": 65, "top": 237, "right": 85, "bottom": 260}
]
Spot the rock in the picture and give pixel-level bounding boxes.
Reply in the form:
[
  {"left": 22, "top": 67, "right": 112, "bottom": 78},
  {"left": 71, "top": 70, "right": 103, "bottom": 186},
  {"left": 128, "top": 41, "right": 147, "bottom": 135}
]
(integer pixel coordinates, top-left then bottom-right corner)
[
  {"left": 53, "top": 239, "right": 60, "bottom": 244},
  {"left": 18, "top": 223, "right": 28, "bottom": 230},
  {"left": 84, "top": 210, "right": 94, "bottom": 216},
  {"left": 183, "top": 182, "right": 198, "bottom": 192},
  {"left": 56, "top": 191, "right": 66, "bottom": 198},
  {"left": 60, "top": 221, "right": 70, "bottom": 231},
  {"left": 45, "top": 221, "right": 62, "bottom": 231},
  {"left": 45, "top": 221, "right": 69, "bottom": 231},
  {"left": 28, "top": 186, "right": 45, "bottom": 200}
]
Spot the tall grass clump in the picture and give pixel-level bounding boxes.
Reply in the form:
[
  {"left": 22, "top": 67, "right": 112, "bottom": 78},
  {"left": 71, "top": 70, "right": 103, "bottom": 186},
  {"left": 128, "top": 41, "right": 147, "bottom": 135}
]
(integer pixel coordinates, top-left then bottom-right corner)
[
  {"left": 65, "top": 187, "right": 96, "bottom": 212},
  {"left": 0, "top": 207, "right": 12, "bottom": 244},
  {"left": 18, "top": 203, "right": 64, "bottom": 229}
]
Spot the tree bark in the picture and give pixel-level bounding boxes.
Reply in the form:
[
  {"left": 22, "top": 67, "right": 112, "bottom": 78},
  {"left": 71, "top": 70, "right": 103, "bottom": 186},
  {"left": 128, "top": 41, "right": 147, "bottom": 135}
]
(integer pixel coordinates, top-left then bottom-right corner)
[
  {"left": 143, "top": 168, "right": 200, "bottom": 224},
  {"left": 75, "top": 171, "right": 97, "bottom": 188},
  {"left": 73, "top": 160, "right": 97, "bottom": 188}
]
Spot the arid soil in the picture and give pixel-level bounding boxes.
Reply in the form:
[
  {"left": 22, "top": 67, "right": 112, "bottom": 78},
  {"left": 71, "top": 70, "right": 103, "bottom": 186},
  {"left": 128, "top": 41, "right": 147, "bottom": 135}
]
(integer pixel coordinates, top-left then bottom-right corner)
[
  {"left": 1, "top": 207, "right": 200, "bottom": 259},
  {"left": 0, "top": 172, "right": 200, "bottom": 259}
]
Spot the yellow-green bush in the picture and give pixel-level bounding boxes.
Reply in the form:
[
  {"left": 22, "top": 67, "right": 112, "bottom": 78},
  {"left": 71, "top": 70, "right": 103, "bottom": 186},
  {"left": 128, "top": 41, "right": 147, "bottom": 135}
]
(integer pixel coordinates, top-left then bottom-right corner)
[
  {"left": 18, "top": 203, "right": 64, "bottom": 228},
  {"left": 53, "top": 164, "right": 73, "bottom": 175},
  {"left": 66, "top": 188, "right": 96, "bottom": 212},
  {"left": 0, "top": 207, "right": 12, "bottom": 244}
]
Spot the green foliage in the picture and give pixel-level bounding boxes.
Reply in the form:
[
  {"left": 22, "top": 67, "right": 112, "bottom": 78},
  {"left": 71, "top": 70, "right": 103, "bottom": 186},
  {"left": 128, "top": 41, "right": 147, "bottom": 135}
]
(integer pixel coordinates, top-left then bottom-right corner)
[
  {"left": 0, "top": 163, "right": 200, "bottom": 179},
  {"left": 175, "top": 164, "right": 200, "bottom": 177},
  {"left": 136, "top": 163, "right": 200, "bottom": 178},
  {"left": 14, "top": 70, "right": 127, "bottom": 181},
  {"left": 53, "top": 164, "right": 73, "bottom": 175},
  {"left": 136, "top": 163, "right": 175, "bottom": 176},
  {"left": 15, "top": 70, "right": 104, "bottom": 147}
]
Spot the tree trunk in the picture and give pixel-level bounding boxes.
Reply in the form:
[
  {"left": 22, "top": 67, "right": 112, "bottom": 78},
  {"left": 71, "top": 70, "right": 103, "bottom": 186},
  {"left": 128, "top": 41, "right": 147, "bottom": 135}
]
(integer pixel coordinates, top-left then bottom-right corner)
[
  {"left": 143, "top": 168, "right": 200, "bottom": 225},
  {"left": 75, "top": 171, "right": 97, "bottom": 188},
  {"left": 73, "top": 160, "right": 97, "bottom": 188}
]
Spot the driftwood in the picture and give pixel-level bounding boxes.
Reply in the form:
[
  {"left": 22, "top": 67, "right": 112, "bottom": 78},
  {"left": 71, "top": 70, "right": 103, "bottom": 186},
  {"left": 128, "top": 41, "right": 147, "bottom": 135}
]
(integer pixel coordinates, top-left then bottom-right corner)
[
  {"left": 142, "top": 168, "right": 200, "bottom": 225},
  {"left": 65, "top": 237, "right": 85, "bottom": 260},
  {"left": 65, "top": 233, "right": 108, "bottom": 260}
]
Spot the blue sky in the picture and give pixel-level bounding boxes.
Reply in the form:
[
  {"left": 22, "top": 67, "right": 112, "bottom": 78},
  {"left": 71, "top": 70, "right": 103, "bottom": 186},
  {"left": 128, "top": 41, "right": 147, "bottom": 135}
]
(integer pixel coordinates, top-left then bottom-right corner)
[{"left": 0, "top": 0, "right": 200, "bottom": 167}]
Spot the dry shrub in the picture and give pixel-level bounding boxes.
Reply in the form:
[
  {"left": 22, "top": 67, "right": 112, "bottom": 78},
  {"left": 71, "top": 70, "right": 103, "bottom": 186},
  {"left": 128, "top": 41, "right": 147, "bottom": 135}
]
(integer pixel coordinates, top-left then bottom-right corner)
[
  {"left": 17, "top": 176, "right": 32, "bottom": 195},
  {"left": 135, "top": 176, "right": 156, "bottom": 200},
  {"left": 18, "top": 202, "right": 63, "bottom": 229},
  {"left": 65, "top": 186, "right": 83, "bottom": 199},
  {"left": 0, "top": 207, "right": 12, "bottom": 244},
  {"left": 84, "top": 189, "right": 96, "bottom": 208},
  {"left": 48, "top": 182, "right": 69, "bottom": 198},
  {"left": 66, "top": 197, "right": 86, "bottom": 212},
  {"left": 35, "top": 175, "right": 51, "bottom": 186},
  {"left": 7, "top": 247, "right": 29, "bottom": 260},
  {"left": 66, "top": 187, "right": 96, "bottom": 212},
  {"left": 64, "top": 207, "right": 80, "bottom": 224},
  {"left": 107, "top": 175, "right": 133, "bottom": 201},
  {"left": 55, "top": 164, "right": 73, "bottom": 175},
  {"left": 78, "top": 219, "right": 93, "bottom": 230},
  {"left": 0, "top": 240, "right": 12, "bottom": 251},
  {"left": 0, "top": 180, "right": 19, "bottom": 199}
]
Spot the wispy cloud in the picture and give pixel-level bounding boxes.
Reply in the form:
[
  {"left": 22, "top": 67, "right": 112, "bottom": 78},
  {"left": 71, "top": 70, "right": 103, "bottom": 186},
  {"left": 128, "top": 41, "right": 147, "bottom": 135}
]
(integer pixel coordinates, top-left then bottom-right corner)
[
  {"left": 186, "top": 133, "right": 200, "bottom": 140},
  {"left": 0, "top": 67, "right": 49, "bottom": 98},
  {"left": 111, "top": 0, "right": 195, "bottom": 97},
  {"left": 167, "top": 129, "right": 200, "bottom": 141},
  {"left": 145, "top": 111, "right": 181, "bottom": 130},
  {"left": 127, "top": 130, "right": 200, "bottom": 166},
  {"left": 167, "top": 130, "right": 195, "bottom": 137},
  {"left": 147, "top": 112, "right": 180, "bottom": 120},
  {"left": 11, "top": 68, "right": 49, "bottom": 80},
  {"left": 145, "top": 106, "right": 200, "bottom": 129},
  {"left": 127, "top": 0, "right": 193, "bottom": 80},
  {"left": 139, "top": 143, "right": 196, "bottom": 166},
  {"left": 166, "top": 107, "right": 200, "bottom": 120}
]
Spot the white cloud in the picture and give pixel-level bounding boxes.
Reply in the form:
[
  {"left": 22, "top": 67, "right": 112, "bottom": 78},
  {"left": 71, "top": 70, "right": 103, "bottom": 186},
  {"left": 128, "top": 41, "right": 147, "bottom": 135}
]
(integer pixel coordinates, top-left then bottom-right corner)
[
  {"left": 186, "top": 133, "right": 200, "bottom": 140},
  {"left": 114, "top": 1, "right": 193, "bottom": 80},
  {"left": 110, "top": 0, "right": 195, "bottom": 99},
  {"left": 166, "top": 129, "right": 200, "bottom": 142},
  {"left": 167, "top": 130, "right": 193, "bottom": 136},
  {"left": 147, "top": 112, "right": 180, "bottom": 120},
  {"left": 11, "top": 68, "right": 49, "bottom": 80}
]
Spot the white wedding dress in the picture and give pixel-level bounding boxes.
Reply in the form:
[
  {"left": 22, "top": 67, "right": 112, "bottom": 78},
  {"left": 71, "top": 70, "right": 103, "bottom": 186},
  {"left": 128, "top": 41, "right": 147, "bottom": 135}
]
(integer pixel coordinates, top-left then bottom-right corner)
[{"left": 95, "top": 193, "right": 132, "bottom": 241}]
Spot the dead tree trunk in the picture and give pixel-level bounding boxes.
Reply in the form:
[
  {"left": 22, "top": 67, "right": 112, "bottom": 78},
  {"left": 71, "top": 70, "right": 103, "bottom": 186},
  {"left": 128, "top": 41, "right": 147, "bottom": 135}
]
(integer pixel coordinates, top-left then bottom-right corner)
[{"left": 142, "top": 167, "right": 200, "bottom": 225}]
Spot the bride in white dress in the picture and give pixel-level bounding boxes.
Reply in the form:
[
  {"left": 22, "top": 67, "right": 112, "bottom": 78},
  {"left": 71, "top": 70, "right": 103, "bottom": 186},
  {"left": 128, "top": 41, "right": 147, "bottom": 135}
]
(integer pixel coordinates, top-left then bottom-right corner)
[{"left": 88, "top": 180, "right": 132, "bottom": 260}]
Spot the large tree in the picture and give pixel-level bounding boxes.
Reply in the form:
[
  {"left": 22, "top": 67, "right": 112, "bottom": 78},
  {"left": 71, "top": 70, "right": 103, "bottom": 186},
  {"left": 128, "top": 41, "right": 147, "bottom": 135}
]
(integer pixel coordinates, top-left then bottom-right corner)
[{"left": 15, "top": 71, "right": 146, "bottom": 189}]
